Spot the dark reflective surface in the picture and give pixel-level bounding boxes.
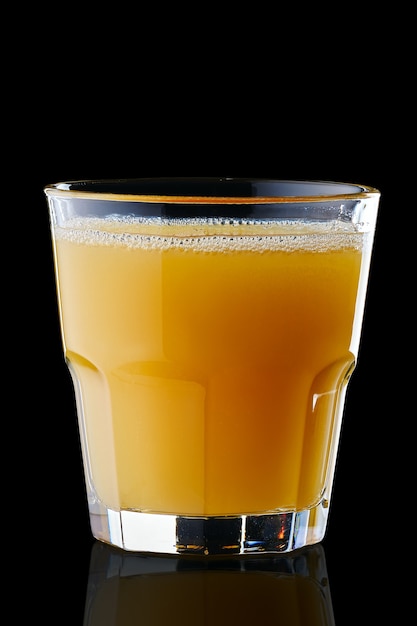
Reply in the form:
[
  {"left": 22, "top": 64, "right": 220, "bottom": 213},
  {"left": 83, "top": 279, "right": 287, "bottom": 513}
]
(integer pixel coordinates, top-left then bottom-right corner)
[
  {"left": 23, "top": 524, "right": 402, "bottom": 625},
  {"left": 84, "top": 541, "right": 335, "bottom": 625}
]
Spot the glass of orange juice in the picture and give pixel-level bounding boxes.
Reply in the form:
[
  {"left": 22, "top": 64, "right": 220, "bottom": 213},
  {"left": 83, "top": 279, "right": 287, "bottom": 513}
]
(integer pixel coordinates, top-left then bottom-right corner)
[{"left": 45, "top": 178, "right": 380, "bottom": 555}]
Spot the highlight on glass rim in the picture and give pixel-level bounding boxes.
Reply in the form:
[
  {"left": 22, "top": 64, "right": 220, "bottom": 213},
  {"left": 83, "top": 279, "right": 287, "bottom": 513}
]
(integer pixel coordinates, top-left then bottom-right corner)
[{"left": 46, "top": 178, "right": 380, "bottom": 555}]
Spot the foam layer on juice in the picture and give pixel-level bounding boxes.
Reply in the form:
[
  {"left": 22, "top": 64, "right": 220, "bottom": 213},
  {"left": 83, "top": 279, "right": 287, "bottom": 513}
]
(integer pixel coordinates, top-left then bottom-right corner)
[{"left": 53, "top": 216, "right": 365, "bottom": 252}]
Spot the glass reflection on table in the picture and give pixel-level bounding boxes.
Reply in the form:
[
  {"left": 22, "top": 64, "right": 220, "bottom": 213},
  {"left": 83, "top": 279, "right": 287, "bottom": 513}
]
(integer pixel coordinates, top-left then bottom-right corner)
[{"left": 84, "top": 541, "right": 335, "bottom": 625}]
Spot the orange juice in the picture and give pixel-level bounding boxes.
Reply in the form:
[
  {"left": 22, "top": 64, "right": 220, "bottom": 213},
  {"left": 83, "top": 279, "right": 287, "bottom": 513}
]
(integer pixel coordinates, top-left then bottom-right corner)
[{"left": 52, "top": 217, "right": 368, "bottom": 516}]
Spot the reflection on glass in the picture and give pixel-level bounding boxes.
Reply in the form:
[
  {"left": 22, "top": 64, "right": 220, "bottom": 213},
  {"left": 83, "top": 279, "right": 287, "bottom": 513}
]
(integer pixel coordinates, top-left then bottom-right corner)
[{"left": 84, "top": 541, "right": 335, "bottom": 625}]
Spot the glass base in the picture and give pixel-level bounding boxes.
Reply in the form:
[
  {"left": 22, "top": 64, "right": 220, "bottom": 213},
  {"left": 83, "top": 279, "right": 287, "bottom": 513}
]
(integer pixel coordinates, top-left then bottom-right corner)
[{"left": 89, "top": 498, "right": 329, "bottom": 555}]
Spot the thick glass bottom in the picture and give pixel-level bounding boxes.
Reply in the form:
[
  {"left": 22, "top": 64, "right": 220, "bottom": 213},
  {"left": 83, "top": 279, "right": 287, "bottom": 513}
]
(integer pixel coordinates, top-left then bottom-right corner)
[{"left": 89, "top": 498, "right": 329, "bottom": 555}]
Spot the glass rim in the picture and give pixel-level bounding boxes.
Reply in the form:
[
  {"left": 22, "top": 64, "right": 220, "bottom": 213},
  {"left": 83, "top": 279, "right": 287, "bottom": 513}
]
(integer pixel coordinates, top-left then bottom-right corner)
[{"left": 44, "top": 177, "right": 380, "bottom": 205}]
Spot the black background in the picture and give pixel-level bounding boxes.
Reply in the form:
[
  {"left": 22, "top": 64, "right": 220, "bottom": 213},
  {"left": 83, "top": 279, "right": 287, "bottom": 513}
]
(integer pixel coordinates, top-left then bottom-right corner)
[
  {"left": 16, "top": 57, "right": 409, "bottom": 622},
  {"left": 36, "top": 168, "right": 397, "bottom": 620}
]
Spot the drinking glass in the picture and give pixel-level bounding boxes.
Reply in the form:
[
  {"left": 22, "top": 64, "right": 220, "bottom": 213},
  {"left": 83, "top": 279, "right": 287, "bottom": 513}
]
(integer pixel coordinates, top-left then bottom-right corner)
[{"left": 45, "top": 178, "right": 380, "bottom": 555}]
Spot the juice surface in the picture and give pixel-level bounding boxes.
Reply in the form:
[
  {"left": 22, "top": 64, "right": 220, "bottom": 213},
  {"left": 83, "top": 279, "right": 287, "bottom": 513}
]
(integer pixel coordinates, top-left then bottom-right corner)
[{"left": 53, "top": 218, "right": 367, "bottom": 515}]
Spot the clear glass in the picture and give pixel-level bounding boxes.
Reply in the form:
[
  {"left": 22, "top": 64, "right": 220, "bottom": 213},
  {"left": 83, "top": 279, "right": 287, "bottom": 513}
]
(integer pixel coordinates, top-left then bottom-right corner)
[{"left": 45, "top": 178, "right": 380, "bottom": 555}]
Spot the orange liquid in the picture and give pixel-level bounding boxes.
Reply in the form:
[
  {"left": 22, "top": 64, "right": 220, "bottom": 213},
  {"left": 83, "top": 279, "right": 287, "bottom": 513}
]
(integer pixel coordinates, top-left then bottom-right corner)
[{"left": 53, "top": 219, "right": 367, "bottom": 516}]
